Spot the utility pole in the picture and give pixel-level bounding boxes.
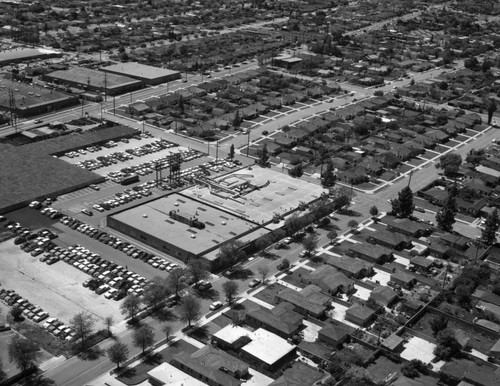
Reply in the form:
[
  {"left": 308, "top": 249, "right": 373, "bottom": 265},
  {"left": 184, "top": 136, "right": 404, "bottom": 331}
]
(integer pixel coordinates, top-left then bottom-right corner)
[
  {"left": 407, "top": 170, "right": 413, "bottom": 188},
  {"left": 215, "top": 140, "right": 219, "bottom": 161},
  {"left": 246, "top": 130, "right": 250, "bottom": 157},
  {"left": 8, "top": 88, "right": 17, "bottom": 133}
]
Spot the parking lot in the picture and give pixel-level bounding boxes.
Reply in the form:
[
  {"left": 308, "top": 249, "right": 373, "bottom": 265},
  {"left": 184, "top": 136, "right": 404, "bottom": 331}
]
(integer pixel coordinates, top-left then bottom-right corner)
[{"left": 0, "top": 240, "right": 123, "bottom": 329}]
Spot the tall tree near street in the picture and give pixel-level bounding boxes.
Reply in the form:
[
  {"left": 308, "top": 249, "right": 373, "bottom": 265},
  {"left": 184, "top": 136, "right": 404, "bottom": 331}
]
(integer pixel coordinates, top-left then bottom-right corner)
[
  {"left": 322, "top": 162, "right": 336, "bottom": 187},
  {"left": 187, "top": 259, "right": 211, "bottom": 288},
  {"left": 217, "top": 241, "right": 246, "bottom": 268},
  {"left": 133, "top": 324, "right": 155, "bottom": 354},
  {"left": 436, "top": 184, "right": 458, "bottom": 232},
  {"left": 302, "top": 234, "right": 318, "bottom": 253},
  {"left": 104, "top": 316, "right": 114, "bottom": 336},
  {"left": 229, "top": 144, "right": 235, "bottom": 160},
  {"left": 121, "top": 294, "right": 141, "bottom": 321},
  {"left": 392, "top": 186, "right": 414, "bottom": 218},
  {"left": 166, "top": 268, "right": 187, "bottom": 297},
  {"left": 481, "top": 208, "right": 499, "bottom": 245},
  {"left": 8, "top": 335, "right": 39, "bottom": 372},
  {"left": 107, "top": 342, "right": 129, "bottom": 369},
  {"left": 485, "top": 97, "right": 497, "bottom": 125},
  {"left": 258, "top": 143, "right": 269, "bottom": 167},
  {"left": 69, "top": 312, "right": 95, "bottom": 352},
  {"left": 162, "top": 324, "right": 172, "bottom": 342},
  {"left": 179, "top": 295, "right": 201, "bottom": 327},
  {"left": 257, "top": 266, "right": 270, "bottom": 283},
  {"left": 436, "top": 153, "right": 462, "bottom": 177},
  {"left": 222, "top": 280, "right": 239, "bottom": 303}
]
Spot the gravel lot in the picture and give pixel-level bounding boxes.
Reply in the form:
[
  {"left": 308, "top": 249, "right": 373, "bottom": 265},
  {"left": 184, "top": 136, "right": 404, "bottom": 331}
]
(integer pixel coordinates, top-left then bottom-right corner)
[{"left": 0, "top": 240, "right": 123, "bottom": 329}]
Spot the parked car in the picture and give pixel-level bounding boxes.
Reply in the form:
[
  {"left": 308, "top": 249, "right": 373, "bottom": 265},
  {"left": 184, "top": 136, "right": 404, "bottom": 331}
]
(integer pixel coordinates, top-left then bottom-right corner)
[
  {"left": 248, "top": 279, "right": 261, "bottom": 288},
  {"left": 209, "top": 301, "right": 223, "bottom": 311}
]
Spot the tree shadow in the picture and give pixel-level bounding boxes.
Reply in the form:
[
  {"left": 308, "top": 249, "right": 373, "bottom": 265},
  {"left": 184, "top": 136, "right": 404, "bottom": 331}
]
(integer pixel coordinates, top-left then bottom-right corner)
[
  {"left": 231, "top": 269, "right": 254, "bottom": 280},
  {"left": 151, "top": 308, "right": 177, "bottom": 322},
  {"left": 143, "top": 352, "right": 163, "bottom": 365},
  {"left": 341, "top": 209, "right": 362, "bottom": 217},
  {"left": 188, "top": 325, "right": 210, "bottom": 344},
  {"left": 118, "top": 367, "right": 137, "bottom": 379},
  {"left": 231, "top": 303, "right": 246, "bottom": 311},
  {"left": 78, "top": 345, "right": 104, "bottom": 361},
  {"left": 195, "top": 288, "right": 220, "bottom": 300}
]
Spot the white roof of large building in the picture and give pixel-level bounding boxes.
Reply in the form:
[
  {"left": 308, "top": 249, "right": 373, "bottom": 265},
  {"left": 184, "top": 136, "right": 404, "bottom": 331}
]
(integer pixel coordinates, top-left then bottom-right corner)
[
  {"left": 241, "top": 328, "right": 295, "bottom": 366},
  {"left": 147, "top": 362, "right": 205, "bottom": 386},
  {"left": 212, "top": 324, "right": 251, "bottom": 345}
]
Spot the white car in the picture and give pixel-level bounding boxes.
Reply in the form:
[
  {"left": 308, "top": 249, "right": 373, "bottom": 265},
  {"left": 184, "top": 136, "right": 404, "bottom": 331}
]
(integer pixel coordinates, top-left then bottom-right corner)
[{"left": 209, "top": 301, "right": 223, "bottom": 311}]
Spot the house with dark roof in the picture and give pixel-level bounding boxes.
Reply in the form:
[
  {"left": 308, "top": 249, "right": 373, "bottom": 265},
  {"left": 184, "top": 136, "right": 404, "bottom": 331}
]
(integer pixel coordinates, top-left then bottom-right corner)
[
  {"left": 303, "top": 266, "right": 354, "bottom": 296},
  {"left": 438, "top": 232, "right": 470, "bottom": 251},
  {"left": 275, "top": 285, "right": 330, "bottom": 318},
  {"left": 368, "top": 230, "right": 412, "bottom": 250},
  {"left": 369, "top": 286, "right": 398, "bottom": 307},
  {"left": 323, "top": 255, "right": 374, "bottom": 279},
  {"left": 318, "top": 321, "right": 356, "bottom": 348},
  {"left": 383, "top": 217, "right": 432, "bottom": 237},
  {"left": 347, "top": 243, "right": 393, "bottom": 264},
  {"left": 170, "top": 345, "right": 249, "bottom": 386},
  {"left": 268, "top": 361, "right": 326, "bottom": 386},
  {"left": 391, "top": 270, "right": 417, "bottom": 289},
  {"left": 345, "top": 304, "right": 376, "bottom": 327},
  {"left": 245, "top": 302, "right": 303, "bottom": 339},
  {"left": 410, "top": 256, "right": 434, "bottom": 272},
  {"left": 297, "top": 341, "right": 334, "bottom": 364}
]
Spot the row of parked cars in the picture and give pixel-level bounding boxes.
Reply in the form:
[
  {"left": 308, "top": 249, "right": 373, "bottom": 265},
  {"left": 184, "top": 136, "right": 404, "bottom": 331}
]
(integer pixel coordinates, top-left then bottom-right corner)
[
  {"left": 59, "top": 215, "right": 177, "bottom": 272},
  {"left": 89, "top": 183, "right": 155, "bottom": 213},
  {"left": 42, "top": 317, "right": 77, "bottom": 342},
  {"left": 0, "top": 289, "right": 49, "bottom": 323}
]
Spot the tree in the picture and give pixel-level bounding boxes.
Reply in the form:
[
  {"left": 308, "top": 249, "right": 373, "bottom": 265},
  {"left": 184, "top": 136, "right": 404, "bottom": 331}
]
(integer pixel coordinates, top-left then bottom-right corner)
[
  {"left": 217, "top": 241, "right": 246, "bottom": 268},
  {"left": 178, "top": 94, "right": 184, "bottom": 113},
  {"left": 322, "top": 162, "right": 336, "bottom": 187},
  {"left": 481, "top": 208, "right": 499, "bottom": 245},
  {"left": 465, "top": 148, "right": 486, "bottom": 166},
  {"left": 229, "top": 144, "right": 235, "bottom": 160},
  {"left": 258, "top": 143, "right": 269, "bottom": 167},
  {"left": 485, "top": 97, "right": 497, "bottom": 126},
  {"left": 69, "top": 312, "right": 95, "bottom": 352},
  {"left": 436, "top": 153, "right": 462, "bottom": 177},
  {"left": 0, "top": 358, "right": 5, "bottom": 384},
  {"left": 166, "top": 268, "right": 188, "bottom": 297},
  {"left": 429, "top": 315, "right": 448, "bottom": 336},
  {"left": 104, "top": 316, "right": 114, "bottom": 336},
  {"left": 288, "top": 163, "right": 303, "bottom": 177},
  {"left": 162, "top": 324, "right": 172, "bottom": 342},
  {"left": 347, "top": 220, "right": 359, "bottom": 230},
  {"left": 433, "top": 329, "right": 461, "bottom": 361},
  {"left": 464, "top": 57, "right": 479, "bottom": 71},
  {"left": 233, "top": 110, "right": 242, "bottom": 127},
  {"left": 8, "top": 335, "right": 39, "bottom": 372},
  {"left": 436, "top": 184, "right": 458, "bottom": 232},
  {"left": 392, "top": 186, "right": 414, "bottom": 218},
  {"left": 302, "top": 234, "right": 318, "bottom": 253},
  {"left": 121, "top": 294, "right": 141, "bottom": 321},
  {"left": 143, "top": 276, "right": 169, "bottom": 309},
  {"left": 11, "top": 306, "right": 23, "bottom": 322},
  {"left": 401, "top": 359, "right": 429, "bottom": 378},
  {"left": 187, "top": 259, "right": 211, "bottom": 288},
  {"left": 327, "top": 230, "right": 338, "bottom": 243},
  {"left": 178, "top": 295, "right": 201, "bottom": 327},
  {"left": 369, "top": 205, "right": 379, "bottom": 217},
  {"left": 284, "top": 214, "right": 306, "bottom": 236},
  {"left": 133, "top": 324, "right": 155, "bottom": 354},
  {"left": 107, "top": 342, "right": 129, "bottom": 369},
  {"left": 257, "top": 266, "right": 270, "bottom": 283},
  {"left": 222, "top": 280, "right": 239, "bottom": 303}
]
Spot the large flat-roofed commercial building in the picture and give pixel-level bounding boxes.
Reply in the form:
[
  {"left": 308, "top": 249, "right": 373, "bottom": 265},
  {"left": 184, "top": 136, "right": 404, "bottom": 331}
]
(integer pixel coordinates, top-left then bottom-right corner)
[
  {"left": 43, "top": 67, "right": 143, "bottom": 96},
  {"left": 100, "top": 62, "right": 181, "bottom": 85},
  {"left": 107, "top": 193, "right": 260, "bottom": 269},
  {"left": 0, "top": 77, "right": 79, "bottom": 117},
  {"left": 0, "top": 47, "right": 62, "bottom": 66}
]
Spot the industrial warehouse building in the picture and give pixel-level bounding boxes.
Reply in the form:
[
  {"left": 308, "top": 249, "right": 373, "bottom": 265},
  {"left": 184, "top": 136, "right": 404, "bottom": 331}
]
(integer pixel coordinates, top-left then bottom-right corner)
[
  {"left": 42, "top": 67, "right": 143, "bottom": 96},
  {"left": 0, "top": 47, "right": 62, "bottom": 66},
  {"left": 107, "top": 193, "right": 261, "bottom": 270},
  {"left": 0, "top": 78, "right": 79, "bottom": 117},
  {"left": 100, "top": 62, "right": 181, "bottom": 85}
]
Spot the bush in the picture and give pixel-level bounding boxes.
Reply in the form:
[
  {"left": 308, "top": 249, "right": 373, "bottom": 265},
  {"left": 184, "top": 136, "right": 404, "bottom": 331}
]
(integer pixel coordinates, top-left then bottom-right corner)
[{"left": 401, "top": 359, "right": 429, "bottom": 378}]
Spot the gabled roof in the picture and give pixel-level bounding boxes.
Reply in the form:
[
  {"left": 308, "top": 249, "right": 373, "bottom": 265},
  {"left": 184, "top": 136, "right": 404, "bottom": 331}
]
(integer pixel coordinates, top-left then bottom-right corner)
[
  {"left": 346, "top": 304, "right": 375, "bottom": 322},
  {"left": 319, "top": 321, "right": 356, "bottom": 343},
  {"left": 246, "top": 302, "right": 302, "bottom": 336}
]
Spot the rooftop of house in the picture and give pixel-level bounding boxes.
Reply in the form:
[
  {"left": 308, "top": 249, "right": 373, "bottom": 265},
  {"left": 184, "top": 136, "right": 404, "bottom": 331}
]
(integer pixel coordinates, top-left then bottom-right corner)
[
  {"left": 345, "top": 304, "right": 376, "bottom": 322},
  {"left": 241, "top": 328, "right": 296, "bottom": 366},
  {"left": 246, "top": 302, "right": 303, "bottom": 336}
]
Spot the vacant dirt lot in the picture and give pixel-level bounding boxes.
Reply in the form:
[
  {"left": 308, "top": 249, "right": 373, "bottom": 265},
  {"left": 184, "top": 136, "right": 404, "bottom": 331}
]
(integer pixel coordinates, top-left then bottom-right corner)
[{"left": 0, "top": 240, "right": 123, "bottom": 329}]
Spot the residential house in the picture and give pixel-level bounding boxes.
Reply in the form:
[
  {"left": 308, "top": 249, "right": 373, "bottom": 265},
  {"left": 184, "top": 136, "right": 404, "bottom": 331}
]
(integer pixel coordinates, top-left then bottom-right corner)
[
  {"left": 375, "top": 152, "right": 400, "bottom": 169},
  {"left": 268, "top": 361, "right": 326, "bottom": 386},
  {"left": 438, "top": 232, "right": 470, "bottom": 251},
  {"left": 275, "top": 285, "right": 330, "bottom": 319},
  {"left": 170, "top": 345, "right": 249, "bottom": 386},
  {"left": 369, "top": 286, "right": 398, "bottom": 308},
  {"left": 245, "top": 302, "right": 303, "bottom": 339},
  {"left": 345, "top": 304, "right": 376, "bottom": 327},
  {"left": 318, "top": 321, "right": 356, "bottom": 348},
  {"left": 367, "top": 230, "right": 413, "bottom": 250},
  {"left": 424, "top": 129, "right": 449, "bottom": 143},
  {"left": 338, "top": 167, "right": 369, "bottom": 185},
  {"left": 390, "top": 270, "right": 417, "bottom": 289},
  {"left": 383, "top": 217, "right": 432, "bottom": 237},
  {"left": 347, "top": 243, "right": 393, "bottom": 264},
  {"left": 303, "top": 266, "right": 354, "bottom": 296},
  {"left": 323, "top": 255, "right": 374, "bottom": 279},
  {"left": 456, "top": 197, "right": 486, "bottom": 217}
]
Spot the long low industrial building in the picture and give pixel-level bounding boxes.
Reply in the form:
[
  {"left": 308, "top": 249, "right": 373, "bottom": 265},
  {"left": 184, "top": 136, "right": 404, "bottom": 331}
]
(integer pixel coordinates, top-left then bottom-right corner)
[
  {"left": 42, "top": 67, "right": 143, "bottom": 96},
  {"left": 100, "top": 62, "right": 181, "bottom": 85},
  {"left": 0, "top": 47, "right": 62, "bottom": 66}
]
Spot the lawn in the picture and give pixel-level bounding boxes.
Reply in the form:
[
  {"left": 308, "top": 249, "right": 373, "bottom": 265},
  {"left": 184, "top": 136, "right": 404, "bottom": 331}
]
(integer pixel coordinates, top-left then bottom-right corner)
[
  {"left": 367, "top": 356, "right": 402, "bottom": 384},
  {"left": 252, "top": 283, "right": 286, "bottom": 305},
  {"left": 117, "top": 339, "right": 198, "bottom": 385},
  {"left": 280, "top": 267, "right": 309, "bottom": 288}
]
